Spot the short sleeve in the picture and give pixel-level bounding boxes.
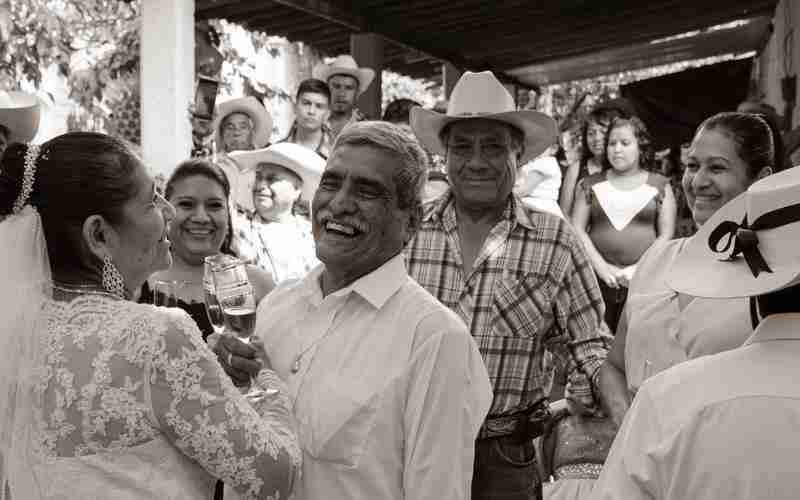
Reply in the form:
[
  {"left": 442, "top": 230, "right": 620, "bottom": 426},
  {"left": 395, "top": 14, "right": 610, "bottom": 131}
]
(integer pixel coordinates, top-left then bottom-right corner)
[{"left": 147, "top": 309, "right": 300, "bottom": 500}]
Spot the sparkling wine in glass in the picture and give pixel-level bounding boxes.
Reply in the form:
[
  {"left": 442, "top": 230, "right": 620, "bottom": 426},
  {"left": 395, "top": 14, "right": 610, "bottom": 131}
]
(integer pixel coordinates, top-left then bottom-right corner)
[
  {"left": 212, "top": 258, "right": 257, "bottom": 343},
  {"left": 203, "top": 255, "right": 230, "bottom": 334}
]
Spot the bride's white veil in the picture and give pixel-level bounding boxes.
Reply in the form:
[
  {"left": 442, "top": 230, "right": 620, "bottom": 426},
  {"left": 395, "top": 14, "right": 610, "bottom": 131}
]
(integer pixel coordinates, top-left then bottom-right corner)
[{"left": 0, "top": 205, "right": 52, "bottom": 500}]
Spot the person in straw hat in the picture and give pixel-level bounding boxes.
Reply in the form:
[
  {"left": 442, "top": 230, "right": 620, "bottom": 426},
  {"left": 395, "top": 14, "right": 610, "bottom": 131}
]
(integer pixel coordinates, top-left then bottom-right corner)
[
  {"left": 406, "top": 70, "right": 628, "bottom": 500},
  {"left": 0, "top": 90, "right": 40, "bottom": 156},
  {"left": 191, "top": 95, "right": 274, "bottom": 220},
  {"left": 231, "top": 142, "right": 325, "bottom": 284},
  {"left": 313, "top": 54, "right": 375, "bottom": 139},
  {"left": 593, "top": 165, "right": 800, "bottom": 500}
]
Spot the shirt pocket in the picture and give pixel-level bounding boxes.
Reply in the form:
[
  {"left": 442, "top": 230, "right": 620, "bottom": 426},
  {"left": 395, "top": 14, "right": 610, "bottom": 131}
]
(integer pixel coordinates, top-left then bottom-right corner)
[
  {"left": 300, "top": 375, "right": 382, "bottom": 468},
  {"left": 490, "top": 272, "right": 552, "bottom": 338}
]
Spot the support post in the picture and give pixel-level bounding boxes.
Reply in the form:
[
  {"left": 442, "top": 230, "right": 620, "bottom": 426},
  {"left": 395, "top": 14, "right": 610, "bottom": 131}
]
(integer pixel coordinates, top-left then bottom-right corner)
[
  {"left": 350, "top": 33, "right": 383, "bottom": 120},
  {"left": 141, "top": 0, "right": 194, "bottom": 180}
]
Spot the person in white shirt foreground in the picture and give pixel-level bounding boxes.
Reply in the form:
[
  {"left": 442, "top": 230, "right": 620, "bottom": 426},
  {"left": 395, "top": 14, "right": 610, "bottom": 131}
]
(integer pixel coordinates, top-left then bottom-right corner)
[
  {"left": 251, "top": 121, "right": 492, "bottom": 499},
  {"left": 592, "top": 165, "right": 800, "bottom": 500}
]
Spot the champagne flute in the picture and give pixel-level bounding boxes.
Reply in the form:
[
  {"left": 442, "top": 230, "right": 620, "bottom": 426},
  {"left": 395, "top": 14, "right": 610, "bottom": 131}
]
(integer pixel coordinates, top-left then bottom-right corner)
[
  {"left": 212, "top": 258, "right": 259, "bottom": 393},
  {"left": 203, "top": 254, "right": 231, "bottom": 334},
  {"left": 212, "top": 258, "right": 257, "bottom": 344}
]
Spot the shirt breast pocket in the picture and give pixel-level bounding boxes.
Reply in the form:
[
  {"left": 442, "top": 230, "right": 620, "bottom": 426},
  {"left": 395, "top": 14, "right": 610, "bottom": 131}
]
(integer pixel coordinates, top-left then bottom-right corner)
[
  {"left": 300, "top": 375, "right": 382, "bottom": 468},
  {"left": 490, "top": 272, "right": 551, "bottom": 338}
]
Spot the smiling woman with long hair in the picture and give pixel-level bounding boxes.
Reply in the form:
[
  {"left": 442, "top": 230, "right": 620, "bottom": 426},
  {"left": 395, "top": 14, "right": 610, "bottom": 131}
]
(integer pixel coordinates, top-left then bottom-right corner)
[{"left": 141, "top": 159, "right": 274, "bottom": 340}]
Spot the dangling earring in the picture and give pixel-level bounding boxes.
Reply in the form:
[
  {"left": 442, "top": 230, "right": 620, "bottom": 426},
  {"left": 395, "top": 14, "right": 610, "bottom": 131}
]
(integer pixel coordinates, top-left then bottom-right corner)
[{"left": 102, "top": 254, "right": 126, "bottom": 299}]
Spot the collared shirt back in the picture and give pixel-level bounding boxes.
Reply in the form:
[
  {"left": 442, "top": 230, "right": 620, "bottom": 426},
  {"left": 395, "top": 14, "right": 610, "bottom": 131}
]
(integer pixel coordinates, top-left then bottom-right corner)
[{"left": 593, "top": 313, "right": 800, "bottom": 500}]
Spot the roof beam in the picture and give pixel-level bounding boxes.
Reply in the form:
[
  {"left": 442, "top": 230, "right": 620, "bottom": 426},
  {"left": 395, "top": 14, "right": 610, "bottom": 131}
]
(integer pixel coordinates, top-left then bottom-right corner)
[
  {"left": 269, "top": 0, "right": 367, "bottom": 31},
  {"left": 266, "top": 0, "right": 536, "bottom": 88}
]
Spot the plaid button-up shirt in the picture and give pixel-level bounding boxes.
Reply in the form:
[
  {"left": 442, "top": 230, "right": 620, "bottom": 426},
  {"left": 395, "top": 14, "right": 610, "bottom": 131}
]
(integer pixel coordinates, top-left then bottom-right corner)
[{"left": 405, "top": 192, "right": 611, "bottom": 426}]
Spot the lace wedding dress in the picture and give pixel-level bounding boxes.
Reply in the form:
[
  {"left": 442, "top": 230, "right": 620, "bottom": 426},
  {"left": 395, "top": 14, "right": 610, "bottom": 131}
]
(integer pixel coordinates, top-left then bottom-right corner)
[{"left": 10, "top": 292, "right": 300, "bottom": 500}]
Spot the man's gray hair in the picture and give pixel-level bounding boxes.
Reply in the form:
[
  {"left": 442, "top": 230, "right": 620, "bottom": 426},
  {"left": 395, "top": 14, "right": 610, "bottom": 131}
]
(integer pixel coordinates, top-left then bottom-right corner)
[{"left": 332, "top": 121, "right": 429, "bottom": 211}]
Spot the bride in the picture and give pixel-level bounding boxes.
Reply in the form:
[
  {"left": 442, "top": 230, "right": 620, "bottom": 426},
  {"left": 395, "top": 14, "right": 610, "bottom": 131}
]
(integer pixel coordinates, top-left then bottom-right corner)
[{"left": 0, "top": 132, "right": 300, "bottom": 499}]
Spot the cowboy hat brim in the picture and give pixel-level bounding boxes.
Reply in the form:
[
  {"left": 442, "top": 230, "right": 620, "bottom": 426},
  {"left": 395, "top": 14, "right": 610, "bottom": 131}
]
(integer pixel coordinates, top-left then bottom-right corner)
[
  {"left": 410, "top": 107, "right": 558, "bottom": 164},
  {"left": 667, "top": 193, "right": 800, "bottom": 298},
  {"left": 213, "top": 97, "right": 273, "bottom": 150},
  {"left": 0, "top": 92, "right": 41, "bottom": 144},
  {"left": 228, "top": 144, "right": 325, "bottom": 202},
  {"left": 313, "top": 65, "right": 376, "bottom": 96}
]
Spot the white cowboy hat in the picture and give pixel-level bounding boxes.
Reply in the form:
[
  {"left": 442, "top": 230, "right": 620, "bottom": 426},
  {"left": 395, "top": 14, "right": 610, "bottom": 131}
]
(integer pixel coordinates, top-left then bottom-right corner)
[
  {"left": 312, "top": 55, "right": 375, "bottom": 96},
  {"left": 229, "top": 142, "right": 325, "bottom": 202},
  {"left": 410, "top": 71, "right": 557, "bottom": 164},
  {"left": 213, "top": 96, "right": 273, "bottom": 150},
  {"left": 667, "top": 166, "right": 800, "bottom": 298},
  {"left": 0, "top": 91, "right": 41, "bottom": 144}
]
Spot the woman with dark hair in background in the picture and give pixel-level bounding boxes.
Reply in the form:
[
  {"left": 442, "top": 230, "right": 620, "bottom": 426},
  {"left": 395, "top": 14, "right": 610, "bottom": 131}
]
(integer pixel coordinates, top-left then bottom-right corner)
[
  {"left": 0, "top": 132, "right": 299, "bottom": 499},
  {"left": 140, "top": 158, "right": 275, "bottom": 341},
  {"left": 559, "top": 100, "right": 633, "bottom": 216},
  {"left": 573, "top": 116, "right": 676, "bottom": 332},
  {"left": 605, "top": 112, "right": 776, "bottom": 398}
]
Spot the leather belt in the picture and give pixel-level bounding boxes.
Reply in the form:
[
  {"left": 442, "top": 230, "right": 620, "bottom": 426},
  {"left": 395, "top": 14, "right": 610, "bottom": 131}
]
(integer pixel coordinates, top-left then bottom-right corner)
[{"left": 480, "top": 400, "right": 551, "bottom": 441}]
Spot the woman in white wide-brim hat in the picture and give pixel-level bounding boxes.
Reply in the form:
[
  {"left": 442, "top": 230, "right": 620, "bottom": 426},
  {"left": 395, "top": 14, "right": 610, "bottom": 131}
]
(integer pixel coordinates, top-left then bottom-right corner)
[
  {"left": 667, "top": 164, "right": 800, "bottom": 302},
  {"left": 0, "top": 91, "right": 41, "bottom": 153},
  {"left": 230, "top": 143, "right": 325, "bottom": 284}
]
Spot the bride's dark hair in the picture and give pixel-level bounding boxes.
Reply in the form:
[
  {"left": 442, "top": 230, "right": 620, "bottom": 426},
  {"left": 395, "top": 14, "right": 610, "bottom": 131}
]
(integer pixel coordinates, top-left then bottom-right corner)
[{"left": 0, "top": 132, "right": 141, "bottom": 276}]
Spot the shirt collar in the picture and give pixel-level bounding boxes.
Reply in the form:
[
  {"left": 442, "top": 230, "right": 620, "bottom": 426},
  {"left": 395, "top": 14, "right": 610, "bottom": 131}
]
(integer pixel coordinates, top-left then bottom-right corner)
[
  {"left": 743, "top": 313, "right": 800, "bottom": 345},
  {"left": 301, "top": 252, "right": 408, "bottom": 309},
  {"left": 423, "top": 190, "right": 536, "bottom": 231}
]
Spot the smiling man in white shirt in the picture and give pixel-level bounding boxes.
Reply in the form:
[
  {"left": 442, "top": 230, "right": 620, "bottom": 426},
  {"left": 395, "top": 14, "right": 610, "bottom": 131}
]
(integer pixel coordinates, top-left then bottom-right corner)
[{"left": 253, "top": 120, "right": 493, "bottom": 500}]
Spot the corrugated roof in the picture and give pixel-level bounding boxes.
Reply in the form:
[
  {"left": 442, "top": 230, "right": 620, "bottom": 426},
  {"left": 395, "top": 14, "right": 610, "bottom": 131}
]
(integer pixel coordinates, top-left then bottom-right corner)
[{"left": 196, "top": 0, "right": 777, "bottom": 87}]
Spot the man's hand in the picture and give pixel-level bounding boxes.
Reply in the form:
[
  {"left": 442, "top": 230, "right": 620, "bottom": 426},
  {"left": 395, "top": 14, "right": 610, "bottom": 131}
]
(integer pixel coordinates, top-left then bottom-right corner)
[{"left": 208, "top": 333, "right": 264, "bottom": 385}]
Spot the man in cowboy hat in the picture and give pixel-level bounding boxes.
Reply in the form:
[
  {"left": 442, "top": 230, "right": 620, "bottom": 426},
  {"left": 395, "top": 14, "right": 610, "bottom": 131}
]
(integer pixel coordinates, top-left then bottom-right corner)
[
  {"left": 593, "top": 166, "right": 800, "bottom": 500},
  {"left": 313, "top": 54, "right": 375, "bottom": 139},
  {"left": 230, "top": 142, "right": 324, "bottom": 284},
  {"left": 0, "top": 91, "right": 41, "bottom": 155},
  {"left": 407, "top": 70, "right": 628, "bottom": 500}
]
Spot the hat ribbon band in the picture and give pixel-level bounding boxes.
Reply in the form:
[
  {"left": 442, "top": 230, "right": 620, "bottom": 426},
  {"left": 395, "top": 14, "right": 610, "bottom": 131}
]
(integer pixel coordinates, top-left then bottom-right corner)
[{"left": 708, "top": 202, "right": 800, "bottom": 277}]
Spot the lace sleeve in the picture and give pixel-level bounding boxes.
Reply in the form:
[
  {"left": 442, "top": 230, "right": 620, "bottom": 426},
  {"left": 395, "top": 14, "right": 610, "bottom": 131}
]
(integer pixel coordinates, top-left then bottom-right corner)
[{"left": 147, "top": 309, "right": 300, "bottom": 500}]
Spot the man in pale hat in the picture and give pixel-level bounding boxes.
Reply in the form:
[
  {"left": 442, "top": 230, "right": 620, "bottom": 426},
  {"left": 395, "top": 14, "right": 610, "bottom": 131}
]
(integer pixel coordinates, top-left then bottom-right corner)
[
  {"left": 313, "top": 54, "right": 375, "bottom": 139},
  {"left": 230, "top": 142, "right": 324, "bottom": 284},
  {"left": 0, "top": 91, "right": 41, "bottom": 155},
  {"left": 191, "top": 95, "right": 274, "bottom": 219},
  {"left": 593, "top": 166, "right": 800, "bottom": 500},
  {"left": 407, "top": 70, "right": 628, "bottom": 500}
]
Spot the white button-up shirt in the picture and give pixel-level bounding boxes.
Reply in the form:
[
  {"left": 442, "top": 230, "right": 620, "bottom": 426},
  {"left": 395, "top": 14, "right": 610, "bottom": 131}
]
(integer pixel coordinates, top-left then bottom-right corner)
[
  {"left": 592, "top": 313, "right": 800, "bottom": 500},
  {"left": 256, "top": 253, "right": 493, "bottom": 500}
]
